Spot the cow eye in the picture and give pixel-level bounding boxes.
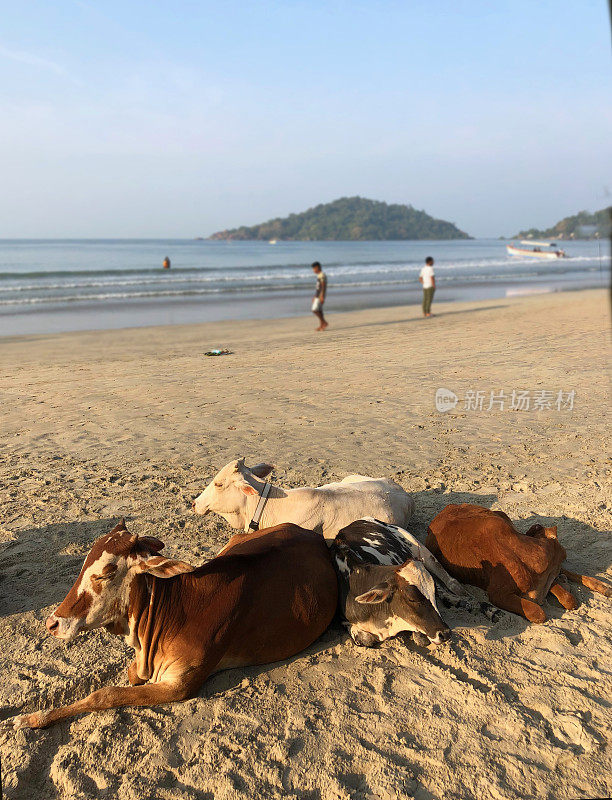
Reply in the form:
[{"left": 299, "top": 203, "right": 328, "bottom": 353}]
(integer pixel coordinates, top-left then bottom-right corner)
[
  {"left": 402, "top": 586, "right": 425, "bottom": 603},
  {"left": 93, "top": 572, "right": 115, "bottom": 582},
  {"left": 214, "top": 482, "right": 223, "bottom": 488}
]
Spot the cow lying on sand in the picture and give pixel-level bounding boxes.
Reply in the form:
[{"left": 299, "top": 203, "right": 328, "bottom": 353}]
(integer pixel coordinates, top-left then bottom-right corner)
[
  {"left": 331, "top": 518, "right": 496, "bottom": 648},
  {"left": 335, "top": 559, "right": 451, "bottom": 648},
  {"left": 13, "top": 519, "right": 337, "bottom": 730},
  {"left": 193, "top": 459, "right": 414, "bottom": 542},
  {"left": 426, "top": 504, "right": 612, "bottom": 623}
]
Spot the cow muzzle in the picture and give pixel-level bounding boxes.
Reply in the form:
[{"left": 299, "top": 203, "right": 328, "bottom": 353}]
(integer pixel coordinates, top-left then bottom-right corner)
[
  {"left": 349, "top": 626, "right": 380, "bottom": 648},
  {"left": 45, "top": 613, "right": 83, "bottom": 641},
  {"left": 429, "top": 627, "right": 451, "bottom": 646},
  {"left": 46, "top": 615, "right": 59, "bottom": 634}
]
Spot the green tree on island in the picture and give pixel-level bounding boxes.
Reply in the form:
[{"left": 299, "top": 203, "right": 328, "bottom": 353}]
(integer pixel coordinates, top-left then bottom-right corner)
[
  {"left": 208, "top": 197, "right": 471, "bottom": 241},
  {"left": 515, "top": 207, "right": 611, "bottom": 240}
]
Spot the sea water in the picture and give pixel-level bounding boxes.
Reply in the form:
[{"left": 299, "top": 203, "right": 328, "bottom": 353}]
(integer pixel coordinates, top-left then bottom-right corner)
[{"left": 0, "top": 239, "right": 607, "bottom": 336}]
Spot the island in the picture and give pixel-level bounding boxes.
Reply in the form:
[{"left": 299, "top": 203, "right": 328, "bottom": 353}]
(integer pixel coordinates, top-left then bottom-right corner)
[
  {"left": 514, "top": 207, "right": 611, "bottom": 240},
  {"left": 208, "top": 197, "right": 471, "bottom": 241}
]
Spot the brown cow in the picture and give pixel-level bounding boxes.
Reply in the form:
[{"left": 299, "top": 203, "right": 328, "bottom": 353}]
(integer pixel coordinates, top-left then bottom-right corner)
[
  {"left": 426, "top": 504, "right": 611, "bottom": 623},
  {"left": 13, "top": 519, "right": 337, "bottom": 729}
]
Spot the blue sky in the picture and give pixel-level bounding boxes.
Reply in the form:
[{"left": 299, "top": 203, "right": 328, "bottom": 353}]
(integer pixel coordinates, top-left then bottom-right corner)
[{"left": 0, "top": 0, "right": 610, "bottom": 237}]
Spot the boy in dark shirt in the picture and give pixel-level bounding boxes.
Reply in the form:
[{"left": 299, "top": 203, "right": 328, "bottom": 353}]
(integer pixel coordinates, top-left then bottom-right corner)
[{"left": 311, "top": 261, "right": 328, "bottom": 331}]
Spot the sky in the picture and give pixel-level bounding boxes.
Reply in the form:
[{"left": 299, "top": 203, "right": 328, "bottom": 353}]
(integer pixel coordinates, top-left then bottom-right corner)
[{"left": 0, "top": 0, "right": 610, "bottom": 238}]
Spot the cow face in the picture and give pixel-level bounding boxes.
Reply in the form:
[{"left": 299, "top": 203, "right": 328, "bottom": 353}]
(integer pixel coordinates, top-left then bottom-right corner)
[
  {"left": 346, "top": 560, "right": 451, "bottom": 647},
  {"left": 192, "top": 459, "right": 273, "bottom": 523},
  {"left": 46, "top": 519, "right": 194, "bottom": 641}
]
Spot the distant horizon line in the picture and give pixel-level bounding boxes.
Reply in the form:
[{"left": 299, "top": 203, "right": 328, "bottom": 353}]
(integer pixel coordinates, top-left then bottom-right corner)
[{"left": 0, "top": 236, "right": 527, "bottom": 242}]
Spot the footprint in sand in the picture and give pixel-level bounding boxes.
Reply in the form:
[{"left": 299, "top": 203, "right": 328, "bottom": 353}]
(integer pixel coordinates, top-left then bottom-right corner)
[{"left": 550, "top": 713, "right": 600, "bottom": 753}]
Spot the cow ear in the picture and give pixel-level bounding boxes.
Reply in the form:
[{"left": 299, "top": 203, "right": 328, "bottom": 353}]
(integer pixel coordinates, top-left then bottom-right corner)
[
  {"left": 249, "top": 463, "right": 274, "bottom": 479},
  {"left": 525, "top": 524, "right": 558, "bottom": 539},
  {"left": 395, "top": 558, "right": 418, "bottom": 578},
  {"left": 236, "top": 478, "right": 259, "bottom": 496},
  {"left": 110, "top": 517, "right": 129, "bottom": 535},
  {"left": 355, "top": 581, "right": 394, "bottom": 605},
  {"left": 136, "top": 555, "right": 195, "bottom": 578}
]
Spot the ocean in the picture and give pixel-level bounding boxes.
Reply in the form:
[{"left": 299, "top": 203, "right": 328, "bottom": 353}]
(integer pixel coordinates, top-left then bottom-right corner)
[{"left": 0, "top": 238, "right": 607, "bottom": 336}]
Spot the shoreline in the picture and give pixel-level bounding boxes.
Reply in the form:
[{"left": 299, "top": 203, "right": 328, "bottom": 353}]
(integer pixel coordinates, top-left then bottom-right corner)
[
  {"left": 0, "top": 285, "right": 568, "bottom": 346},
  {"left": 2, "top": 237, "right": 606, "bottom": 338},
  {"left": 1, "top": 275, "right": 606, "bottom": 340}
]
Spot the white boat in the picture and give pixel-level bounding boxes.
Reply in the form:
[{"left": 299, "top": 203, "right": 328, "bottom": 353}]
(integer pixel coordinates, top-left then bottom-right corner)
[
  {"left": 268, "top": 239, "right": 277, "bottom": 245},
  {"left": 507, "top": 241, "right": 566, "bottom": 259}
]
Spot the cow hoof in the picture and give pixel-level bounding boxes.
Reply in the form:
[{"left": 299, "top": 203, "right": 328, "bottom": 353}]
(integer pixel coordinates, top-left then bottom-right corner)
[
  {"left": 12, "top": 712, "right": 44, "bottom": 730},
  {"left": 480, "top": 603, "right": 502, "bottom": 622}
]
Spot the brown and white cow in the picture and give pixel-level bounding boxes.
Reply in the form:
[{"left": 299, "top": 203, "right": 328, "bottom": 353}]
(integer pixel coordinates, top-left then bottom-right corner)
[
  {"left": 13, "top": 519, "right": 337, "bottom": 730},
  {"left": 426, "top": 504, "right": 611, "bottom": 623}
]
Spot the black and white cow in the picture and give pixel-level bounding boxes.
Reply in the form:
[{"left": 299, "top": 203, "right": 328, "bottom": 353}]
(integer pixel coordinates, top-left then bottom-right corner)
[
  {"left": 340, "top": 561, "right": 451, "bottom": 647},
  {"left": 331, "top": 518, "right": 499, "bottom": 647}
]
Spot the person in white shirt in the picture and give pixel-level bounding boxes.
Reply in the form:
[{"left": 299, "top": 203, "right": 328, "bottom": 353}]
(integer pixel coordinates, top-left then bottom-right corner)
[{"left": 419, "top": 256, "right": 436, "bottom": 317}]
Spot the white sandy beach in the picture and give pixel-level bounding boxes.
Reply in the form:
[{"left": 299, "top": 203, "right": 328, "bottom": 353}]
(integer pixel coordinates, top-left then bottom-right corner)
[{"left": 0, "top": 288, "right": 611, "bottom": 800}]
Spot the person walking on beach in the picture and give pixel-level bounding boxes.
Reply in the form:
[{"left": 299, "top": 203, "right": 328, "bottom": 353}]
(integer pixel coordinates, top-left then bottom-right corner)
[
  {"left": 419, "top": 256, "right": 436, "bottom": 317},
  {"left": 311, "top": 261, "right": 328, "bottom": 331},
  {"left": 162, "top": 256, "right": 171, "bottom": 269}
]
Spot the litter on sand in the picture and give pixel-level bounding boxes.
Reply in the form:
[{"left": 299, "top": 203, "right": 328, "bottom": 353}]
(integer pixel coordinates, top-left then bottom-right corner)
[{"left": 204, "top": 349, "right": 233, "bottom": 356}]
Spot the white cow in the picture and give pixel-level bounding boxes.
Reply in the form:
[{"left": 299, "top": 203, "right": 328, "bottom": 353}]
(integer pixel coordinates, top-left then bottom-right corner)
[{"left": 193, "top": 459, "right": 414, "bottom": 542}]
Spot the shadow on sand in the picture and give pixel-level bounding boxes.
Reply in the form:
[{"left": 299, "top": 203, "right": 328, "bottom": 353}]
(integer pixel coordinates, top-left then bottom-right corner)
[
  {"left": 341, "top": 304, "right": 507, "bottom": 330},
  {"left": 0, "top": 517, "right": 129, "bottom": 617}
]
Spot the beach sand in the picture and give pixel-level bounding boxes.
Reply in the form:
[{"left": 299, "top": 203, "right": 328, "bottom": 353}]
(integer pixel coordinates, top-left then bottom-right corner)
[{"left": 1, "top": 288, "right": 610, "bottom": 800}]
